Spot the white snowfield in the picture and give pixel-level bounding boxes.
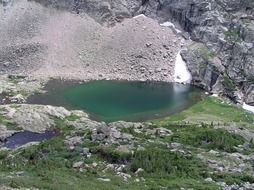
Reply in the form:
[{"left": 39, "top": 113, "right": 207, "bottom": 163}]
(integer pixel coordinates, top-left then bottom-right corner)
[
  {"left": 243, "top": 103, "right": 254, "bottom": 114},
  {"left": 133, "top": 14, "right": 146, "bottom": 19},
  {"left": 174, "top": 51, "right": 192, "bottom": 84},
  {"left": 160, "top": 21, "right": 182, "bottom": 34}
]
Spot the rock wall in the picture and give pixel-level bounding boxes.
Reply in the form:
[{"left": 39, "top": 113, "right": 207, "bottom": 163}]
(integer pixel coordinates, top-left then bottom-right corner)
[{"left": 142, "top": 0, "right": 254, "bottom": 104}]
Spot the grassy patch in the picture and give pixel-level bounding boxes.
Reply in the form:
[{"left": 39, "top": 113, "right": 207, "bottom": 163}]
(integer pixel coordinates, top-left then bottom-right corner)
[
  {"left": 130, "top": 148, "right": 208, "bottom": 178},
  {"left": 224, "top": 28, "right": 241, "bottom": 42},
  {"left": 168, "top": 126, "right": 245, "bottom": 152},
  {"left": 128, "top": 148, "right": 219, "bottom": 190},
  {"left": 65, "top": 113, "right": 81, "bottom": 121},
  {"left": 91, "top": 146, "right": 132, "bottom": 164},
  {"left": 0, "top": 114, "right": 17, "bottom": 130},
  {"left": 153, "top": 96, "right": 254, "bottom": 128},
  {"left": 214, "top": 173, "right": 254, "bottom": 185}
]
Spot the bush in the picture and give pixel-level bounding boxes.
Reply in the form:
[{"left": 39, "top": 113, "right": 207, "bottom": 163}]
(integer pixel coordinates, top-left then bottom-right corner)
[
  {"left": 130, "top": 148, "right": 208, "bottom": 178},
  {"left": 91, "top": 146, "right": 132, "bottom": 164},
  {"left": 170, "top": 126, "right": 245, "bottom": 152}
]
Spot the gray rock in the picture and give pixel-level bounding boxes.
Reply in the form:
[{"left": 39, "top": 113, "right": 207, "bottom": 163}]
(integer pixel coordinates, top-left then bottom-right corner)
[
  {"left": 117, "top": 172, "right": 131, "bottom": 181},
  {"left": 170, "top": 142, "right": 182, "bottom": 149},
  {"left": 97, "top": 178, "right": 111, "bottom": 182},
  {"left": 82, "top": 148, "right": 90, "bottom": 155},
  {"left": 91, "top": 123, "right": 133, "bottom": 144},
  {"left": 154, "top": 127, "right": 173, "bottom": 137},
  {"left": 135, "top": 168, "right": 144, "bottom": 175},
  {"left": 0, "top": 104, "right": 71, "bottom": 133},
  {"left": 73, "top": 161, "right": 84, "bottom": 168},
  {"left": 65, "top": 136, "right": 82, "bottom": 148}
]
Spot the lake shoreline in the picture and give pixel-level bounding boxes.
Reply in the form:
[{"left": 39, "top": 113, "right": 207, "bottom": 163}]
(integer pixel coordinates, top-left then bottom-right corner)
[{"left": 27, "top": 80, "right": 204, "bottom": 123}]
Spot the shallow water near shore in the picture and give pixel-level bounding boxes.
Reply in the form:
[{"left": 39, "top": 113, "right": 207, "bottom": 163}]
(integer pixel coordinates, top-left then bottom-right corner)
[{"left": 28, "top": 80, "right": 203, "bottom": 122}]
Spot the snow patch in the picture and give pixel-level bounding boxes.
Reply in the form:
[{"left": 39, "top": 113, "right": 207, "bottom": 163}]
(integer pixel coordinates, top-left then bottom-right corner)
[
  {"left": 160, "top": 21, "right": 182, "bottom": 34},
  {"left": 133, "top": 14, "right": 147, "bottom": 19},
  {"left": 243, "top": 103, "right": 254, "bottom": 113},
  {"left": 174, "top": 51, "right": 192, "bottom": 84}
]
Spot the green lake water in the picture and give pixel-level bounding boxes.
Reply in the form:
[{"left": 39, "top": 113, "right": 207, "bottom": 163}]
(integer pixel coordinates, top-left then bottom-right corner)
[{"left": 28, "top": 80, "right": 202, "bottom": 122}]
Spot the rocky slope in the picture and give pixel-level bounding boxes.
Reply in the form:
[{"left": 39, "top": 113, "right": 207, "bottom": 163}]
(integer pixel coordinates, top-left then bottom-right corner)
[
  {"left": 27, "top": 0, "right": 254, "bottom": 104},
  {"left": 0, "top": 0, "right": 187, "bottom": 82}
]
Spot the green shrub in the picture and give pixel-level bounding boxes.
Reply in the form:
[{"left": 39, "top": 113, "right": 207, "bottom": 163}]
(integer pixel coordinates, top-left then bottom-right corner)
[
  {"left": 170, "top": 126, "right": 245, "bottom": 152},
  {"left": 130, "top": 148, "right": 208, "bottom": 178},
  {"left": 222, "top": 75, "right": 236, "bottom": 91},
  {"left": 91, "top": 146, "right": 132, "bottom": 164},
  {"left": 0, "top": 150, "right": 8, "bottom": 160}
]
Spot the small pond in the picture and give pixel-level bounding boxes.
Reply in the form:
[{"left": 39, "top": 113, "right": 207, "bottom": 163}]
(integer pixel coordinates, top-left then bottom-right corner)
[
  {"left": 28, "top": 80, "right": 203, "bottom": 122},
  {"left": 2, "top": 131, "right": 57, "bottom": 149}
]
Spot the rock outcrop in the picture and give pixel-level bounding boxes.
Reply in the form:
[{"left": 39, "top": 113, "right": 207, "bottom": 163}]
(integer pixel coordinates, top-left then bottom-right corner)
[{"left": 141, "top": 0, "right": 254, "bottom": 104}]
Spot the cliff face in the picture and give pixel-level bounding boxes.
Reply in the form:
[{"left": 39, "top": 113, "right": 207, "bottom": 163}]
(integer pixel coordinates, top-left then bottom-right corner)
[
  {"left": 141, "top": 0, "right": 254, "bottom": 105},
  {"left": 7, "top": 0, "right": 254, "bottom": 104},
  {"left": 133, "top": 0, "right": 254, "bottom": 105}
]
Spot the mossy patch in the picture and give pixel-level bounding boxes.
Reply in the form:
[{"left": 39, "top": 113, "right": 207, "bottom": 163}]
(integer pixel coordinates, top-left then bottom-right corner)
[
  {"left": 224, "top": 28, "right": 241, "bottom": 42},
  {"left": 222, "top": 75, "right": 236, "bottom": 92}
]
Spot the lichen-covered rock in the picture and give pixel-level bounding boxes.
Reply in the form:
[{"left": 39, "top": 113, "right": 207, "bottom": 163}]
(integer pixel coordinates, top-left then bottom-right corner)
[
  {"left": 0, "top": 125, "right": 17, "bottom": 142},
  {"left": 0, "top": 104, "right": 71, "bottom": 133},
  {"left": 91, "top": 123, "right": 133, "bottom": 144}
]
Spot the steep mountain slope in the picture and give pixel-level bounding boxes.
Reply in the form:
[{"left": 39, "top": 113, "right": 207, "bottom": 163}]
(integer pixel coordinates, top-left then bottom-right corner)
[
  {"left": 0, "top": 0, "right": 185, "bottom": 81},
  {"left": 28, "top": 0, "right": 254, "bottom": 104}
]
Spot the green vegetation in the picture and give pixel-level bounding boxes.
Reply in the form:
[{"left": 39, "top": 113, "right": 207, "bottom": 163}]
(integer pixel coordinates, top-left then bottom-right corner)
[
  {"left": 130, "top": 148, "right": 208, "bottom": 177},
  {"left": 196, "top": 46, "right": 220, "bottom": 76},
  {"left": 224, "top": 28, "right": 241, "bottom": 42},
  {"left": 0, "top": 114, "right": 17, "bottom": 130},
  {"left": 168, "top": 126, "right": 245, "bottom": 152},
  {"left": 198, "top": 47, "right": 216, "bottom": 63},
  {"left": 154, "top": 96, "right": 254, "bottom": 128},
  {"left": 65, "top": 113, "right": 81, "bottom": 121},
  {"left": 222, "top": 75, "right": 236, "bottom": 92},
  {"left": 91, "top": 146, "right": 132, "bottom": 164},
  {"left": 0, "top": 129, "right": 217, "bottom": 190},
  {"left": 7, "top": 75, "right": 26, "bottom": 84},
  {"left": 0, "top": 96, "right": 254, "bottom": 189}
]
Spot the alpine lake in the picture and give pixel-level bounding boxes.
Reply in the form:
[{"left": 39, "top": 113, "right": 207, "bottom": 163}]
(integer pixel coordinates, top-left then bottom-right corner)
[{"left": 28, "top": 80, "right": 203, "bottom": 122}]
